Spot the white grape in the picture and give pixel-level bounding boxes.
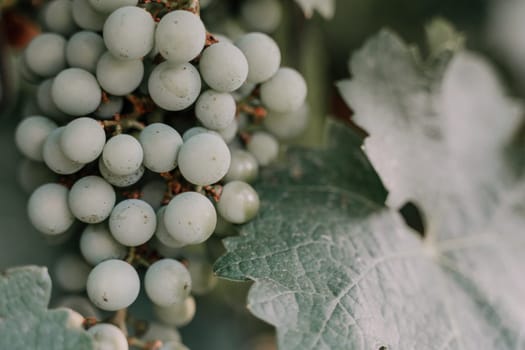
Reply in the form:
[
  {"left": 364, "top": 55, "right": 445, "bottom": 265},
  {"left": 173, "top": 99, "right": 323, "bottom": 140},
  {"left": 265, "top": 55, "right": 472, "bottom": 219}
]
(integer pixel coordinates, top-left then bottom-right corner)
[
  {"left": 98, "top": 157, "right": 145, "bottom": 187},
  {"left": 155, "top": 207, "right": 184, "bottom": 248},
  {"left": 103, "top": 6, "right": 155, "bottom": 60},
  {"left": 15, "top": 116, "right": 57, "bottom": 161},
  {"left": 217, "top": 181, "right": 260, "bottom": 224},
  {"left": 109, "top": 199, "right": 156, "bottom": 246},
  {"left": 224, "top": 149, "right": 259, "bottom": 183},
  {"left": 86, "top": 259, "right": 140, "bottom": 311},
  {"left": 66, "top": 31, "right": 105, "bottom": 73},
  {"left": 141, "top": 181, "right": 166, "bottom": 211},
  {"left": 264, "top": 103, "right": 309, "bottom": 140},
  {"left": 145, "top": 259, "right": 191, "bottom": 307},
  {"left": 178, "top": 133, "right": 231, "bottom": 185},
  {"left": 18, "top": 55, "right": 40, "bottom": 83},
  {"left": 87, "top": 323, "right": 129, "bottom": 350},
  {"left": 181, "top": 126, "right": 217, "bottom": 142},
  {"left": 246, "top": 131, "right": 279, "bottom": 166},
  {"left": 43, "top": 127, "right": 84, "bottom": 175},
  {"left": 240, "top": 0, "right": 282, "bottom": 33},
  {"left": 61, "top": 117, "right": 106, "bottom": 163},
  {"left": 199, "top": 42, "right": 248, "bottom": 92},
  {"left": 95, "top": 95, "right": 123, "bottom": 119},
  {"left": 52, "top": 68, "right": 102, "bottom": 116},
  {"left": 72, "top": 0, "right": 107, "bottom": 31},
  {"left": 139, "top": 123, "right": 183, "bottom": 173},
  {"left": 96, "top": 52, "right": 144, "bottom": 95},
  {"left": 54, "top": 253, "right": 91, "bottom": 292},
  {"left": 102, "top": 134, "right": 143, "bottom": 176},
  {"left": 260, "top": 67, "right": 307, "bottom": 113},
  {"left": 69, "top": 176, "right": 116, "bottom": 223},
  {"left": 28, "top": 183, "right": 75, "bottom": 235},
  {"left": 235, "top": 32, "right": 281, "bottom": 83},
  {"left": 195, "top": 90, "right": 236, "bottom": 130},
  {"left": 17, "top": 159, "right": 57, "bottom": 194},
  {"left": 36, "top": 79, "right": 69, "bottom": 122},
  {"left": 155, "top": 10, "right": 206, "bottom": 64},
  {"left": 80, "top": 223, "right": 126, "bottom": 265},
  {"left": 148, "top": 62, "right": 201, "bottom": 111},
  {"left": 216, "top": 118, "right": 238, "bottom": 143},
  {"left": 89, "top": 0, "right": 138, "bottom": 13},
  {"left": 154, "top": 295, "right": 196, "bottom": 327},
  {"left": 24, "top": 33, "right": 67, "bottom": 78},
  {"left": 164, "top": 191, "right": 217, "bottom": 246},
  {"left": 41, "top": 0, "right": 78, "bottom": 36}
]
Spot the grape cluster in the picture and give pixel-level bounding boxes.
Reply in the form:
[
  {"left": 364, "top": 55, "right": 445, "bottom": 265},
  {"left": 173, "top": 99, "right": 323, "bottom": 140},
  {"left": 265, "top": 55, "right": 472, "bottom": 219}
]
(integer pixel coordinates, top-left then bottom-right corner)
[{"left": 14, "top": 0, "right": 308, "bottom": 348}]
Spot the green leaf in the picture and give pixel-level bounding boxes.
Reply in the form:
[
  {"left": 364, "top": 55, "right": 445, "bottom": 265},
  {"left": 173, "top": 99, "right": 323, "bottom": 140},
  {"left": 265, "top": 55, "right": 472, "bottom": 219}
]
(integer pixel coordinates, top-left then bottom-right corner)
[
  {"left": 0, "top": 266, "right": 93, "bottom": 350},
  {"left": 216, "top": 30, "right": 525, "bottom": 349},
  {"left": 294, "top": 0, "right": 335, "bottom": 19}
]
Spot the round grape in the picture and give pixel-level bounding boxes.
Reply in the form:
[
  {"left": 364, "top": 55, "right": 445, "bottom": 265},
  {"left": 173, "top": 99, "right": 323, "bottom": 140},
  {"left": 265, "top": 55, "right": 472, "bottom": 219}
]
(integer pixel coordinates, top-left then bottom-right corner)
[
  {"left": 217, "top": 181, "right": 260, "bottom": 224},
  {"left": 155, "top": 207, "right": 184, "bottom": 248},
  {"left": 103, "top": 6, "right": 155, "bottom": 60},
  {"left": 15, "top": 116, "right": 57, "bottom": 161},
  {"left": 71, "top": 0, "right": 106, "bottom": 31},
  {"left": 260, "top": 67, "right": 307, "bottom": 113},
  {"left": 28, "top": 183, "right": 74, "bottom": 235},
  {"left": 86, "top": 259, "right": 140, "bottom": 311},
  {"left": 216, "top": 119, "right": 238, "bottom": 143},
  {"left": 139, "top": 123, "right": 183, "bottom": 173},
  {"left": 102, "top": 134, "right": 144, "bottom": 176},
  {"left": 199, "top": 42, "right": 248, "bottom": 92},
  {"left": 264, "top": 103, "right": 309, "bottom": 140},
  {"left": 155, "top": 10, "right": 206, "bottom": 64},
  {"left": 224, "top": 149, "right": 259, "bottom": 183},
  {"left": 69, "top": 176, "right": 116, "bottom": 223},
  {"left": 24, "top": 33, "right": 67, "bottom": 78},
  {"left": 61, "top": 117, "right": 106, "bottom": 163},
  {"left": 195, "top": 90, "right": 236, "bottom": 130},
  {"left": 43, "top": 128, "right": 84, "bottom": 175},
  {"left": 98, "top": 157, "right": 145, "bottom": 187},
  {"left": 235, "top": 32, "right": 281, "bottom": 83},
  {"left": 178, "top": 133, "right": 231, "bottom": 185},
  {"left": 109, "top": 199, "right": 156, "bottom": 246},
  {"left": 181, "top": 127, "right": 217, "bottom": 142},
  {"left": 80, "top": 223, "right": 126, "bottom": 265},
  {"left": 148, "top": 62, "right": 201, "bottom": 111},
  {"left": 41, "top": 0, "right": 78, "bottom": 36},
  {"left": 55, "top": 296, "right": 100, "bottom": 319},
  {"left": 87, "top": 323, "right": 128, "bottom": 350},
  {"left": 187, "top": 257, "right": 217, "bottom": 295},
  {"left": 66, "top": 31, "right": 105, "bottom": 73},
  {"left": 141, "top": 181, "right": 166, "bottom": 211},
  {"left": 52, "top": 68, "right": 102, "bottom": 116},
  {"left": 96, "top": 51, "right": 144, "bottom": 95},
  {"left": 145, "top": 259, "right": 191, "bottom": 307},
  {"left": 154, "top": 295, "right": 196, "bottom": 327},
  {"left": 246, "top": 131, "right": 279, "bottom": 166},
  {"left": 164, "top": 192, "right": 217, "bottom": 246},
  {"left": 141, "top": 322, "right": 181, "bottom": 344}
]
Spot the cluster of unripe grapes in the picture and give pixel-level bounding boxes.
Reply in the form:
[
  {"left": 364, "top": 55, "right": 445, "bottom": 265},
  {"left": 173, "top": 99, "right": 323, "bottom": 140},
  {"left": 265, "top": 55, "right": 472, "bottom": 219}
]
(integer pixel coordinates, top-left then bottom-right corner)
[{"left": 14, "top": 0, "right": 308, "bottom": 348}]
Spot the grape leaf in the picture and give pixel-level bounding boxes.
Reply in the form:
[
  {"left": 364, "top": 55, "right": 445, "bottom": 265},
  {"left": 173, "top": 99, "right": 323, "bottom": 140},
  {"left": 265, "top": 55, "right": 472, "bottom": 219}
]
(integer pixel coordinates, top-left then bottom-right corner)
[
  {"left": 0, "top": 266, "right": 93, "bottom": 350},
  {"left": 294, "top": 0, "right": 335, "bottom": 19},
  {"left": 215, "top": 30, "right": 525, "bottom": 349}
]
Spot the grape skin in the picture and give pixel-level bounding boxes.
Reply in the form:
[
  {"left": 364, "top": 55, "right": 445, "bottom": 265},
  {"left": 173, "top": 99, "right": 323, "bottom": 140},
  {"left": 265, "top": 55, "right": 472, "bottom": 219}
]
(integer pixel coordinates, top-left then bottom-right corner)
[
  {"left": 109, "top": 199, "right": 157, "bottom": 246},
  {"left": 139, "top": 123, "right": 183, "bottom": 173},
  {"left": 195, "top": 90, "right": 236, "bottom": 131},
  {"left": 260, "top": 67, "right": 307, "bottom": 113},
  {"left": 199, "top": 42, "right": 249, "bottom": 92},
  {"left": 69, "top": 176, "right": 116, "bottom": 224},
  {"left": 246, "top": 131, "right": 279, "bottom": 166},
  {"left": 102, "top": 134, "right": 144, "bottom": 176},
  {"left": 52, "top": 68, "right": 102, "bottom": 116},
  {"left": 217, "top": 181, "right": 260, "bottom": 224},
  {"left": 145, "top": 259, "right": 192, "bottom": 307},
  {"left": 86, "top": 259, "right": 140, "bottom": 311},
  {"left": 43, "top": 127, "right": 85, "bottom": 175},
  {"left": 41, "top": 0, "right": 78, "bottom": 36},
  {"left": 96, "top": 51, "right": 144, "bottom": 96},
  {"left": 80, "top": 223, "right": 126, "bottom": 265},
  {"left": 24, "top": 33, "right": 67, "bottom": 78},
  {"left": 87, "top": 323, "right": 129, "bottom": 350},
  {"left": 98, "top": 157, "right": 145, "bottom": 188},
  {"left": 27, "top": 183, "right": 75, "bottom": 235},
  {"left": 71, "top": 0, "right": 107, "bottom": 31},
  {"left": 66, "top": 31, "right": 105, "bottom": 73},
  {"left": 61, "top": 117, "right": 106, "bottom": 164},
  {"left": 235, "top": 32, "right": 281, "bottom": 83},
  {"left": 15, "top": 116, "right": 57, "bottom": 162},
  {"left": 154, "top": 295, "right": 196, "bottom": 327},
  {"left": 54, "top": 253, "right": 91, "bottom": 292}
]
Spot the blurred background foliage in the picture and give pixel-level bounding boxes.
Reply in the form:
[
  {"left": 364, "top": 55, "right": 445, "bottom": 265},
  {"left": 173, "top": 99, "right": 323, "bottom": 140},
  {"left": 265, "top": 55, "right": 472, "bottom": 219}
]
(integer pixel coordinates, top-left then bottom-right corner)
[{"left": 0, "top": 0, "right": 521, "bottom": 349}]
